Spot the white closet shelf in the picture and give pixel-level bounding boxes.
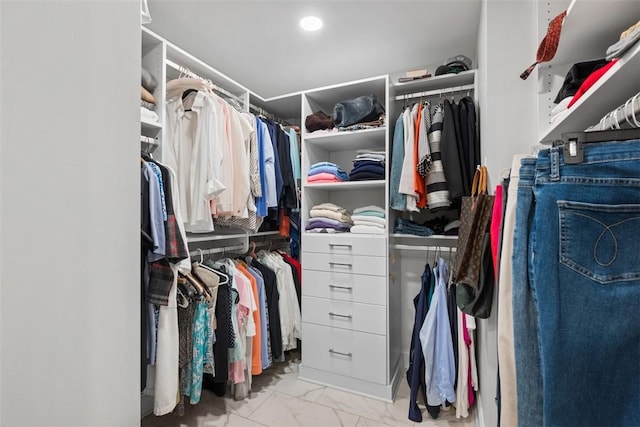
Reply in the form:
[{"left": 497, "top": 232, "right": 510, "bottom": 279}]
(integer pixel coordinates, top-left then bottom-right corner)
[
  {"left": 548, "top": 0, "right": 640, "bottom": 67},
  {"left": 304, "top": 127, "right": 386, "bottom": 150},
  {"left": 186, "top": 230, "right": 280, "bottom": 243},
  {"left": 391, "top": 233, "right": 458, "bottom": 248},
  {"left": 303, "top": 180, "right": 385, "bottom": 191},
  {"left": 539, "top": 41, "right": 640, "bottom": 143},
  {"left": 392, "top": 70, "right": 476, "bottom": 96},
  {"left": 141, "top": 117, "right": 162, "bottom": 132}
]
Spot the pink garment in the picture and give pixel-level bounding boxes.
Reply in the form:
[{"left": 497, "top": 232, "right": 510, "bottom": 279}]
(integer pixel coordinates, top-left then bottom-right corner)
[
  {"left": 234, "top": 270, "right": 251, "bottom": 321},
  {"left": 307, "top": 173, "right": 343, "bottom": 183},
  {"left": 463, "top": 314, "right": 475, "bottom": 408},
  {"left": 228, "top": 269, "right": 252, "bottom": 384},
  {"left": 490, "top": 184, "right": 504, "bottom": 282},
  {"left": 567, "top": 60, "right": 618, "bottom": 108}
]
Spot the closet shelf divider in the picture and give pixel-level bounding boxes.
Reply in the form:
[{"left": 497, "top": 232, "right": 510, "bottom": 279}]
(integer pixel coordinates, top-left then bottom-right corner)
[{"left": 302, "top": 180, "right": 386, "bottom": 191}]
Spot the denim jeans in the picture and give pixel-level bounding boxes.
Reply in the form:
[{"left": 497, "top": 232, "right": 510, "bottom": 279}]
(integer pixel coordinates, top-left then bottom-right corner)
[
  {"left": 531, "top": 140, "right": 640, "bottom": 426},
  {"left": 511, "top": 158, "right": 542, "bottom": 427}
]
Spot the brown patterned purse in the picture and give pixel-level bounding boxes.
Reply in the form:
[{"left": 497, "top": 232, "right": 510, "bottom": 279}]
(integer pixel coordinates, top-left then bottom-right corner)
[{"left": 452, "top": 165, "right": 495, "bottom": 290}]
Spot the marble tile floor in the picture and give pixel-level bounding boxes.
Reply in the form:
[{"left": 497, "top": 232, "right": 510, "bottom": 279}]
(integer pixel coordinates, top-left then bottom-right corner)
[{"left": 141, "top": 356, "right": 476, "bottom": 427}]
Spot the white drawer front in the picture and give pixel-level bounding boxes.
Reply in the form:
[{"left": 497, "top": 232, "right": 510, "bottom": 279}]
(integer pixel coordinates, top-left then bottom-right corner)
[
  {"left": 302, "top": 270, "right": 387, "bottom": 306},
  {"left": 302, "top": 296, "right": 387, "bottom": 335},
  {"left": 302, "top": 322, "right": 387, "bottom": 384},
  {"left": 302, "top": 252, "right": 386, "bottom": 277},
  {"left": 302, "top": 234, "right": 387, "bottom": 257}
]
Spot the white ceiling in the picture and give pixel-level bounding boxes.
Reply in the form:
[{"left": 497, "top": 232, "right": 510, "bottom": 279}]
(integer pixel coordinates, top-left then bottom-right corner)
[{"left": 147, "top": 0, "right": 482, "bottom": 116}]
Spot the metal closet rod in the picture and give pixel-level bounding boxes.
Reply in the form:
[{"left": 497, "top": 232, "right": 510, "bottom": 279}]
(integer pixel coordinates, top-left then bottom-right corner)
[
  {"left": 249, "top": 104, "right": 291, "bottom": 127},
  {"left": 391, "top": 244, "right": 458, "bottom": 252},
  {"left": 395, "top": 84, "right": 475, "bottom": 102},
  {"left": 166, "top": 59, "right": 244, "bottom": 105},
  {"left": 188, "top": 236, "right": 286, "bottom": 258}
]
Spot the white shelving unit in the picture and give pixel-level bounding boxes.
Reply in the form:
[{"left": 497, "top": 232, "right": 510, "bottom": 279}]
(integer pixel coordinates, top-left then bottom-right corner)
[
  {"left": 392, "top": 69, "right": 476, "bottom": 96},
  {"left": 540, "top": 40, "right": 640, "bottom": 142},
  {"left": 299, "top": 75, "right": 402, "bottom": 401},
  {"left": 139, "top": 26, "right": 299, "bottom": 418},
  {"left": 538, "top": 0, "right": 640, "bottom": 141},
  {"left": 141, "top": 28, "right": 165, "bottom": 159},
  {"left": 303, "top": 180, "right": 386, "bottom": 191}
]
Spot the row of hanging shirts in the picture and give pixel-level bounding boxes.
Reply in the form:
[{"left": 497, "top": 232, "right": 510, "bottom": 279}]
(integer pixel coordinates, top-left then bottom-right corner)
[
  {"left": 164, "top": 75, "right": 300, "bottom": 234},
  {"left": 145, "top": 243, "right": 302, "bottom": 416},
  {"left": 406, "top": 255, "right": 478, "bottom": 423},
  {"left": 390, "top": 91, "right": 479, "bottom": 213}
]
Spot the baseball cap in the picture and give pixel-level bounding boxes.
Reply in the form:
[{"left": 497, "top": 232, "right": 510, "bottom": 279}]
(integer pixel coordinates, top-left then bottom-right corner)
[{"left": 434, "top": 54, "right": 472, "bottom": 76}]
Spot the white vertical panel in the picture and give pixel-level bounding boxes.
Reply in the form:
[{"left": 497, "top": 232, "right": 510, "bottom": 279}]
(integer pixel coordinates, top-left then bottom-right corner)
[
  {"left": 0, "top": 1, "right": 140, "bottom": 426},
  {"left": 475, "top": 2, "right": 538, "bottom": 427}
]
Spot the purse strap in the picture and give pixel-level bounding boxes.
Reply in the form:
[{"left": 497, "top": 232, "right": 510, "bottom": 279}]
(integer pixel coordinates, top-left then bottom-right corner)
[{"left": 471, "top": 165, "right": 489, "bottom": 196}]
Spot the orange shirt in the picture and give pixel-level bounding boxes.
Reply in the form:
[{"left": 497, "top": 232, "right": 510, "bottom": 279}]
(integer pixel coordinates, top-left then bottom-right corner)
[
  {"left": 238, "top": 263, "right": 262, "bottom": 375},
  {"left": 414, "top": 103, "right": 427, "bottom": 208}
]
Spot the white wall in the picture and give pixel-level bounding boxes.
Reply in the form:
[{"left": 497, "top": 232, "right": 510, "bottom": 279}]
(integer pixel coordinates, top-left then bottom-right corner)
[
  {"left": 475, "top": 1, "right": 538, "bottom": 427},
  {"left": 0, "top": 1, "right": 141, "bottom": 425}
]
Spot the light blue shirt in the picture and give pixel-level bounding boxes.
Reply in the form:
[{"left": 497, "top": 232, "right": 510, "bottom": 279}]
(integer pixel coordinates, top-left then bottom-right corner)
[
  {"left": 288, "top": 128, "right": 300, "bottom": 181},
  {"left": 260, "top": 121, "right": 278, "bottom": 208},
  {"left": 146, "top": 162, "right": 167, "bottom": 221},
  {"left": 389, "top": 113, "right": 407, "bottom": 211},
  {"left": 255, "top": 117, "right": 268, "bottom": 217},
  {"left": 419, "top": 258, "right": 456, "bottom": 406},
  {"left": 143, "top": 163, "right": 165, "bottom": 262}
]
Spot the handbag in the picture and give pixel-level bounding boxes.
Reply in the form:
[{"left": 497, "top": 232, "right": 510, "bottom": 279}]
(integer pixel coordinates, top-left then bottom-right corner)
[
  {"left": 332, "top": 94, "right": 385, "bottom": 128},
  {"left": 456, "top": 232, "right": 495, "bottom": 318},
  {"left": 452, "top": 165, "right": 495, "bottom": 291}
]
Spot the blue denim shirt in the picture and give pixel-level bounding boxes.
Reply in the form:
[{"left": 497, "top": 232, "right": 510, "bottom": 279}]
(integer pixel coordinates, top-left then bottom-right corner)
[
  {"left": 389, "top": 114, "right": 406, "bottom": 210},
  {"left": 420, "top": 259, "right": 456, "bottom": 406}
]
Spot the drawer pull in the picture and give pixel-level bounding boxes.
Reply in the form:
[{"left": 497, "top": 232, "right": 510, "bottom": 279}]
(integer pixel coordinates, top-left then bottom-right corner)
[
  {"left": 329, "top": 262, "right": 352, "bottom": 268},
  {"left": 328, "top": 312, "right": 353, "bottom": 320},
  {"left": 328, "top": 349, "right": 352, "bottom": 357},
  {"left": 329, "top": 284, "right": 353, "bottom": 291},
  {"left": 329, "top": 244, "right": 352, "bottom": 248}
]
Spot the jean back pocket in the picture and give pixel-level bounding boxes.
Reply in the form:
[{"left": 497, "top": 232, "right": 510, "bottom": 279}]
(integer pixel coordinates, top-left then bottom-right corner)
[{"left": 558, "top": 200, "right": 640, "bottom": 284}]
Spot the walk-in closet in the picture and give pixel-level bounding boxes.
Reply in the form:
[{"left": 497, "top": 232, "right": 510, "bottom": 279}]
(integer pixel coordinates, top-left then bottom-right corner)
[{"left": 1, "top": 1, "right": 639, "bottom": 426}]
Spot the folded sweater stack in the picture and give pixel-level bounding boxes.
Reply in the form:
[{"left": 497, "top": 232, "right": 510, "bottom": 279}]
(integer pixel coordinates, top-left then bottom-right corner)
[
  {"left": 308, "top": 162, "right": 350, "bottom": 183},
  {"left": 306, "top": 203, "right": 352, "bottom": 233},
  {"left": 349, "top": 150, "right": 385, "bottom": 181},
  {"left": 351, "top": 205, "right": 386, "bottom": 235}
]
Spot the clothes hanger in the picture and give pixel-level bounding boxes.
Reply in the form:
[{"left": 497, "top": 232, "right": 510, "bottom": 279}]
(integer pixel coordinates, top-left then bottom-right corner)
[
  {"left": 197, "top": 249, "right": 230, "bottom": 285},
  {"left": 631, "top": 93, "right": 640, "bottom": 128}
]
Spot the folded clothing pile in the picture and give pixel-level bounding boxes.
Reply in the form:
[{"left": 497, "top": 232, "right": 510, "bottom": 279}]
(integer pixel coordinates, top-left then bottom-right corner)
[
  {"left": 306, "top": 203, "right": 352, "bottom": 233},
  {"left": 423, "top": 216, "right": 460, "bottom": 235},
  {"left": 351, "top": 205, "right": 386, "bottom": 235},
  {"left": 141, "top": 66, "right": 158, "bottom": 121},
  {"left": 394, "top": 218, "right": 435, "bottom": 237},
  {"left": 349, "top": 150, "right": 385, "bottom": 181},
  {"left": 307, "top": 162, "right": 350, "bottom": 183}
]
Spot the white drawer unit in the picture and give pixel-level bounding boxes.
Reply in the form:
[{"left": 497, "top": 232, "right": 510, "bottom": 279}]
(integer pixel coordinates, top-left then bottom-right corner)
[
  {"left": 302, "top": 234, "right": 387, "bottom": 257},
  {"left": 302, "top": 296, "right": 387, "bottom": 335},
  {"left": 302, "top": 269, "right": 387, "bottom": 306},
  {"left": 299, "top": 76, "right": 402, "bottom": 401},
  {"left": 302, "top": 252, "right": 386, "bottom": 277},
  {"left": 302, "top": 322, "right": 387, "bottom": 385}
]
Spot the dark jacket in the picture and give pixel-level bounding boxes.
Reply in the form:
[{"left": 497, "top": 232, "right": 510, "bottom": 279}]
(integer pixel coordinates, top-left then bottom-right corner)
[{"left": 440, "top": 100, "right": 465, "bottom": 201}]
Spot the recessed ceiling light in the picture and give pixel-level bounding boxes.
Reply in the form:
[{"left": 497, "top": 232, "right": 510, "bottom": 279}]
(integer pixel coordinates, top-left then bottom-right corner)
[{"left": 300, "top": 16, "right": 323, "bottom": 32}]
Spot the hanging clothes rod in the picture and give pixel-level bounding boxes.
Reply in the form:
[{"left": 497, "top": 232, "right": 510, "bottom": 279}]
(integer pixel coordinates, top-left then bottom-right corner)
[
  {"left": 394, "top": 83, "right": 475, "bottom": 101},
  {"left": 391, "top": 244, "right": 454, "bottom": 252},
  {"left": 249, "top": 104, "right": 291, "bottom": 126},
  {"left": 166, "top": 59, "right": 245, "bottom": 106},
  {"left": 189, "top": 243, "right": 246, "bottom": 258},
  {"left": 586, "top": 91, "right": 640, "bottom": 132}
]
